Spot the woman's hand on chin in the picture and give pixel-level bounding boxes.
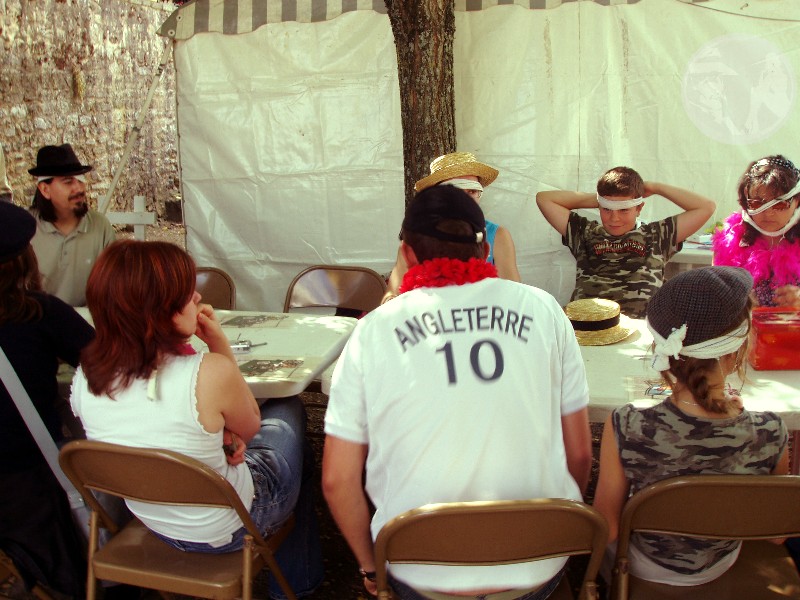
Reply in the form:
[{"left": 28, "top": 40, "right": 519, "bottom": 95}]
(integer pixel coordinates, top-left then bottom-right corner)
[{"left": 195, "top": 305, "right": 233, "bottom": 357}]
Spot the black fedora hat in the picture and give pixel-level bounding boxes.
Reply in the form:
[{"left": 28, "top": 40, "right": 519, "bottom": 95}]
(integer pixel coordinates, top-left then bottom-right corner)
[{"left": 28, "top": 144, "right": 93, "bottom": 177}]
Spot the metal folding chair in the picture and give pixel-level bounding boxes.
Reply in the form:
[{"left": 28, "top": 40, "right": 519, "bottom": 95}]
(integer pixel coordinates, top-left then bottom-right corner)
[
  {"left": 196, "top": 266, "right": 236, "bottom": 310},
  {"left": 612, "top": 474, "right": 800, "bottom": 600},
  {"left": 375, "top": 499, "right": 609, "bottom": 600},
  {"left": 283, "top": 265, "right": 387, "bottom": 317},
  {"left": 58, "top": 440, "right": 296, "bottom": 600}
]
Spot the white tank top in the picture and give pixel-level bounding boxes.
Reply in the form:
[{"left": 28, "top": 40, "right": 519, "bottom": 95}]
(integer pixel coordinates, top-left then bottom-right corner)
[{"left": 71, "top": 352, "right": 255, "bottom": 546}]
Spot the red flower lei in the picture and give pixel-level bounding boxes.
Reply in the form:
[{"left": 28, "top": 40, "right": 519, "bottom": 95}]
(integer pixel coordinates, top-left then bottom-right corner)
[{"left": 398, "top": 257, "right": 498, "bottom": 294}]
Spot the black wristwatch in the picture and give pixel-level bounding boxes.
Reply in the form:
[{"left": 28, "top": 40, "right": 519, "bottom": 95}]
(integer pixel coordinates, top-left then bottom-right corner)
[{"left": 359, "top": 568, "right": 377, "bottom": 582}]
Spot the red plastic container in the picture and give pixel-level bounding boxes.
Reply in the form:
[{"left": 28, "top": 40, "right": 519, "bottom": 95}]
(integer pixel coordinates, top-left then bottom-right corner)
[{"left": 748, "top": 307, "right": 800, "bottom": 371}]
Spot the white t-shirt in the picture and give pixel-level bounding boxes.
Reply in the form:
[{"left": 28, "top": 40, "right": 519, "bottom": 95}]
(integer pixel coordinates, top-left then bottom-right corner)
[{"left": 325, "top": 277, "right": 589, "bottom": 592}]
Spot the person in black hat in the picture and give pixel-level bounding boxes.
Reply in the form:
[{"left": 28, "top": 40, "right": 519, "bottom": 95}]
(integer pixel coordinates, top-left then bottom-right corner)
[
  {"left": 0, "top": 201, "right": 94, "bottom": 598},
  {"left": 28, "top": 143, "right": 115, "bottom": 306},
  {"left": 323, "top": 185, "right": 592, "bottom": 600},
  {"left": 593, "top": 266, "right": 788, "bottom": 588}
]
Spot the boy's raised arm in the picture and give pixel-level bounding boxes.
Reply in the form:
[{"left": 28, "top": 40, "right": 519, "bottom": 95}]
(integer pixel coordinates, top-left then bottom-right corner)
[
  {"left": 644, "top": 182, "right": 716, "bottom": 243},
  {"left": 536, "top": 190, "right": 598, "bottom": 237}
]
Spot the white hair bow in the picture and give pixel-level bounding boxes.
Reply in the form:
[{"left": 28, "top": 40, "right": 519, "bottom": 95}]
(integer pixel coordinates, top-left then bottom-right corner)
[{"left": 648, "top": 321, "right": 687, "bottom": 371}]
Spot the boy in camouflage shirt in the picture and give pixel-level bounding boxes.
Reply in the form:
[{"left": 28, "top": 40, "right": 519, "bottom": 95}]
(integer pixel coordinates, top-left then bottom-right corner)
[{"left": 536, "top": 167, "right": 715, "bottom": 317}]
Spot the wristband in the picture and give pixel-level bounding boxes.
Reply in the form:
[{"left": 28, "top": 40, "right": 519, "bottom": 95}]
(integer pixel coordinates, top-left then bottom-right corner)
[{"left": 359, "top": 568, "right": 377, "bottom": 582}]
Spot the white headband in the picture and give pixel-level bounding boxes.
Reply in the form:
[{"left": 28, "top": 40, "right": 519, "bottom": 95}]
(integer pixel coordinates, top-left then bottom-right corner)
[
  {"left": 37, "top": 174, "right": 86, "bottom": 184},
  {"left": 646, "top": 318, "right": 748, "bottom": 372},
  {"left": 597, "top": 194, "right": 644, "bottom": 210},
  {"left": 443, "top": 178, "right": 484, "bottom": 192}
]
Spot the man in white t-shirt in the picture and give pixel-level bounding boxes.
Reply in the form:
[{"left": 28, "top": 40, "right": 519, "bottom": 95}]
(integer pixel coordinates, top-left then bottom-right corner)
[{"left": 322, "top": 185, "right": 592, "bottom": 600}]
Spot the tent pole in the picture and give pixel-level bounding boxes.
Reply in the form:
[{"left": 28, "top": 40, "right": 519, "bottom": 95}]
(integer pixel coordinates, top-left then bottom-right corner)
[{"left": 99, "top": 40, "right": 173, "bottom": 215}]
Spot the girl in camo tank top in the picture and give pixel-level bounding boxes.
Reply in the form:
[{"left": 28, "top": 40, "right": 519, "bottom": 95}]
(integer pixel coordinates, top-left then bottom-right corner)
[{"left": 593, "top": 266, "right": 788, "bottom": 587}]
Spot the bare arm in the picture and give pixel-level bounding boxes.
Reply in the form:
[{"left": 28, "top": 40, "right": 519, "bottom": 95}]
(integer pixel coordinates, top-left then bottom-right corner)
[
  {"left": 492, "top": 226, "right": 521, "bottom": 282},
  {"left": 644, "top": 182, "right": 716, "bottom": 244},
  {"left": 561, "top": 407, "right": 593, "bottom": 496},
  {"left": 322, "top": 436, "right": 377, "bottom": 595},
  {"left": 194, "top": 306, "right": 260, "bottom": 441},
  {"left": 592, "top": 415, "right": 630, "bottom": 543},
  {"left": 536, "top": 190, "right": 597, "bottom": 237}
]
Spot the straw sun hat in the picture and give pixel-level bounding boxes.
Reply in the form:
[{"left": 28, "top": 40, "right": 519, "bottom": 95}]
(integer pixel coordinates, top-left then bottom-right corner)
[
  {"left": 414, "top": 152, "right": 499, "bottom": 192},
  {"left": 565, "top": 298, "right": 635, "bottom": 346}
]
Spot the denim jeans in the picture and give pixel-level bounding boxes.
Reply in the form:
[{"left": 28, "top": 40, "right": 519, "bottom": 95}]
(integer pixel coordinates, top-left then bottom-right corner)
[
  {"left": 156, "top": 396, "right": 324, "bottom": 599},
  {"left": 388, "top": 567, "right": 566, "bottom": 600}
]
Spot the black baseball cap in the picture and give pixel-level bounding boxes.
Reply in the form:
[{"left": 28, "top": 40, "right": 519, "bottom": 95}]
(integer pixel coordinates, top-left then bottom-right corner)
[{"left": 401, "top": 185, "right": 486, "bottom": 244}]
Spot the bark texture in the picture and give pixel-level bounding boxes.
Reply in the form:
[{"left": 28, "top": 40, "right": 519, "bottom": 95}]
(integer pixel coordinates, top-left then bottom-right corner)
[{"left": 386, "top": 0, "right": 457, "bottom": 206}]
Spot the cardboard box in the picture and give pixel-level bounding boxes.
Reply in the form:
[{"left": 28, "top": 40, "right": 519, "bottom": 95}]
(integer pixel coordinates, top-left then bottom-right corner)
[{"left": 748, "top": 307, "right": 800, "bottom": 370}]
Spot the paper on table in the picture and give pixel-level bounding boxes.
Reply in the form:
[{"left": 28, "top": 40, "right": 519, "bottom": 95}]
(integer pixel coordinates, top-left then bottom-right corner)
[
  {"left": 221, "top": 315, "right": 289, "bottom": 328},
  {"left": 239, "top": 359, "right": 305, "bottom": 378}
]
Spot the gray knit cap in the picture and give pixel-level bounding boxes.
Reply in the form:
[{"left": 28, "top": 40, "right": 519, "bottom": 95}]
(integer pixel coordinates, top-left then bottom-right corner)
[{"left": 646, "top": 266, "right": 753, "bottom": 346}]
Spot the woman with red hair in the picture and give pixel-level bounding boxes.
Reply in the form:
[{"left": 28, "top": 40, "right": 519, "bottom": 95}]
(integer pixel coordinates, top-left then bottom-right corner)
[{"left": 70, "top": 240, "right": 322, "bottom": 599}]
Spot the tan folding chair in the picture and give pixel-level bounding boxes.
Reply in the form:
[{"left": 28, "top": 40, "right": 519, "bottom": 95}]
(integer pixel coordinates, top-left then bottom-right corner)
[
  {"left": 196, "top": 266, "right": 236, "bottom": 310},
  {"left": 612, "top": 474, "right": 800, "bottom": 600},
  {"left": 374, "top": 499, "right": 609, "bottom": 600},
  {"left": 58, "top": 439, "right": 296, "bottom": 600},
  {"left": 283, "top": 265, "right": 387, "bottom": 317}
]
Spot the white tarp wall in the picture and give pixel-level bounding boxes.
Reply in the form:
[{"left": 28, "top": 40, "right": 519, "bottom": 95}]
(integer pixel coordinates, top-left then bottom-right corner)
[{"left": 165, "top": 0, "right": 800, "bottom": 311}]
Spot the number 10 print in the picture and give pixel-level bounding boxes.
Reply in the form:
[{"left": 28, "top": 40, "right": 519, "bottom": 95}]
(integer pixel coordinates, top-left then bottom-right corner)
[{"left": 435, "top": 340, "right": 504, "bottom": 384}]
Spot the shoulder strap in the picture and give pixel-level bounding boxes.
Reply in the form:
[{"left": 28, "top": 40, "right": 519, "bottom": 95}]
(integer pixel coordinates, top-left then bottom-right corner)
[{"left": 0, "top": 346, "right": 84, "bottom": 508}]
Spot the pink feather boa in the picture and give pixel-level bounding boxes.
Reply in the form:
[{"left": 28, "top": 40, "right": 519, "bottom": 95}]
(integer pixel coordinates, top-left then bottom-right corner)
[{"left": 711, "top": 212, "right": 800, "bottom": 287}]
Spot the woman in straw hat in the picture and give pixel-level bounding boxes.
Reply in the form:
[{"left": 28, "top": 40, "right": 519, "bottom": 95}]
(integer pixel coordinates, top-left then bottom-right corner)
[
  {"left": 593, "top": 266, "right": 788, "bottom": 587},
  {"left": 713, "top": 154, "right": 800, "bottom": 307},
  {"left": 0, "top": 202, "right": 94, "bottom": 598},
  {"left": 383, "top": 152, "right": 520, "bottom": 302}
]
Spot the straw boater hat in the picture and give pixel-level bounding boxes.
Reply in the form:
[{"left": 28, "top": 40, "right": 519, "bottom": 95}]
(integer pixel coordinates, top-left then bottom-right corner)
[
  {"left": 414, "top": 152, "right": 499, "bottom": 192},
  {"left": 565, "top": 298, "right": 635, "bottom": 346}
]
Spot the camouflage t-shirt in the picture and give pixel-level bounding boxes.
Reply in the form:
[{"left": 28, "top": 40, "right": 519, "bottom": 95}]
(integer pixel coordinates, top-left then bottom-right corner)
[
  {"left": 613, "top": 401, "right": 787, "bottom": 575},
  {"left": 563, "top": 213, "right": 680, "bottom": 318}
]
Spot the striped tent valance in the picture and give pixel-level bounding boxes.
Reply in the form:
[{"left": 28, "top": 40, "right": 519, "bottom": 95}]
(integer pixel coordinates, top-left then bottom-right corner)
[{"left": 157, "top": 0, "right": 642, "bottom": 39}]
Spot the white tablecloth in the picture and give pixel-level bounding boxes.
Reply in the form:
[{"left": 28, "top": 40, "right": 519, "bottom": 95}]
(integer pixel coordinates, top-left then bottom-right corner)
[{"left": 63, "top": 309, "right": 356, "bottom": 399}]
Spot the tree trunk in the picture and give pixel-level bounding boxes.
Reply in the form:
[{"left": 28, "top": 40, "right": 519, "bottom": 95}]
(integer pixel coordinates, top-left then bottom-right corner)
[{"left": 386, "top": 0, "right": 456, "bottom": 206}]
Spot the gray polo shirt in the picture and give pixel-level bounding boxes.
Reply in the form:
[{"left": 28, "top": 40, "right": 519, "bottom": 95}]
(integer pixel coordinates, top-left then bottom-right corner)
[{"left": 30, "top": 208, "right": 116, "bottom": 306}]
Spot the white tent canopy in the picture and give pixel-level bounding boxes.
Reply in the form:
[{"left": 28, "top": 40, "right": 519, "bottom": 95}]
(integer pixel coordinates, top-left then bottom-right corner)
[{"left": 159, "top": 0, "right": 800, "bottom": 311}]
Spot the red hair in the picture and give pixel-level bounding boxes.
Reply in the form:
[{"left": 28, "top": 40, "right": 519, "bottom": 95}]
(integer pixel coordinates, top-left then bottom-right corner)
[{"left": 81, "top": 240, "right": 196, "bottom": 397}]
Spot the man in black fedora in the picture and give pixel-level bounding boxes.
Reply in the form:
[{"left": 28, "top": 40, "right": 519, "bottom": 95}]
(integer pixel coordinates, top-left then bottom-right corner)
[{"left": 29, "top": 144, "right": 115, "bottom": 306}]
